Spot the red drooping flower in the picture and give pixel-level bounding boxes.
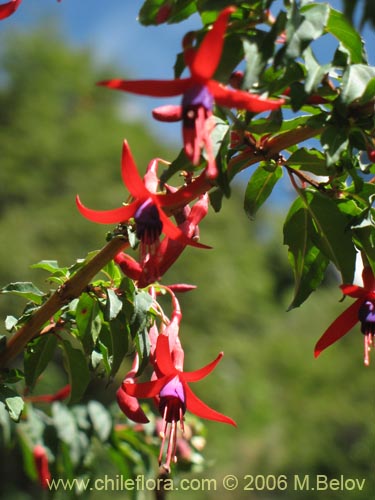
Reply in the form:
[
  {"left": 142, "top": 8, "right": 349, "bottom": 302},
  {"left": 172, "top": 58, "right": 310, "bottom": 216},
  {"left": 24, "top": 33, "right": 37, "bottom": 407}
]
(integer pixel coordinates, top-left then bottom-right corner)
[
  {"left": 33, "top": 445, "right": 51, "bottom": 489},
  {"left": 0, "top": 0, "right": 21, "bottom": 19},
  {"left": 26, "top": 384, "right": 71, "bottom": 404},
  {"left": 98, "top": 7, "right": 284, "bottom": 179},
  {"left": 123, "top": 334, "right": 236, "bottom": 471},
  {"left": 76, "top": 140, "right": 210, "bottom": 258},
  {"left": 114, "top": 193, "right": 209, "bottom": 287},
  {"left": 315, "top": 266, "right": 375, "bottom": 366}
]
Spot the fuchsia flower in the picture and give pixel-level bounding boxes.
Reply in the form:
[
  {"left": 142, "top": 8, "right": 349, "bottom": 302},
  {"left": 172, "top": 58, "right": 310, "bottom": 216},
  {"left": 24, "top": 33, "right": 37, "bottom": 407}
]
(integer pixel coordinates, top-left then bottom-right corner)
[
  {"left": 123, "top": 334, "right": 236, "bottom": 471},
  {"left": 0, "top": 0, "right": 21, "bottom": 19},
  {"left": 98, "top": 7, "right": 284, "bottom": 179},
  {"left": 315, "top": 266, "right": 375, "bottom": 366},
  {"left": 114, "top": 193, "right": 209, "bottom": 287},
  {"left": 76, "top": 140, "right": 210, "bottom": 256}
]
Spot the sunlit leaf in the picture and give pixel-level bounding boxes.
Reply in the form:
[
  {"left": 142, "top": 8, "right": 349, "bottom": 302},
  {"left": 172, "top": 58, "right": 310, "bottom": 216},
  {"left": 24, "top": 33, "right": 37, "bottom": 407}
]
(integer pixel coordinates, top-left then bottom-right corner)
[
  {"left": 244, "top": 164, "right": 283, "bottom": 219},
  {"left": 0, "top": 282, "right": 45, "bottom": 305}
]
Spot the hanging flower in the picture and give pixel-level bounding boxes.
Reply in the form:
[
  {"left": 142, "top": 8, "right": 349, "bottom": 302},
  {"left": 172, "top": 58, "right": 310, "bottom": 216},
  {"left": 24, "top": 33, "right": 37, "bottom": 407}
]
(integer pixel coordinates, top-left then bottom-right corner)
[
  {"left": 76, "top": 140, "right": 210, "bottom": 261},
  {"left": 114, "top": 193, "right": 209, "bottom": 287},
  {"left": 98, "top": 7, "right": 284, "bottom": 179},
  {"left": 314, "top": 266, "right": 375, "bottom": 365},
  {"left": 33, "top": 445, "right": 51, "bottom": 489},
  {"left": 0, "top": 0, "right": 21, "bottom": 19},
  {"left": 123, "top": 334, "right": 236, "bottom": 471}
]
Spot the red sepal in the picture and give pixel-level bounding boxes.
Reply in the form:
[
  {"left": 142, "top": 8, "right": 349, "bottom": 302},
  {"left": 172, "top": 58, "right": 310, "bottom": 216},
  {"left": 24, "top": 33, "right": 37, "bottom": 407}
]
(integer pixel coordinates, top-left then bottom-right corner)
[{"left": 314, "top": 299, "right": 362, "bottom": 357}]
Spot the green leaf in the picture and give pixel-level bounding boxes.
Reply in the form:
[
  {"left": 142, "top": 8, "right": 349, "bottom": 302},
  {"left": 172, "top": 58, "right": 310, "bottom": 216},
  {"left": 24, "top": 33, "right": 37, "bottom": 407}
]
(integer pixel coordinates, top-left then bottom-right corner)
[
  {"left": 360, "top": 77, "right": 375, "bottom": 103},
  {"left": 326, "top": 8, "right": 365, "bottom": 64},
  {"left": 138, "top": 0, "right": 197, "bottom": 25},
  {"left": 0, "top": 282, "right": 45, "bottom": 305},
  {"left": 24, "top": 334, "right": 58, "bottom": 390},
  {"left": 320, "top": 125, "right": 349, "bottom": 166},
  {"left": 105, "top": 289, "right": 123, "bottom": 322},
  {"left": 303, "top": 46, "right": 331, "bottom": 94},
  {"left": 284, "top": 197, "right": 329, "bottom": 309},
  {"left": 302, "top": 190, "right": 356, "bottom": 282},
  {"left": 109, "top": 315, "right": 129, "bottom": 376},
  {"left": 135, "top": 328, "right": 151, "bottom": 376},
  {"left": 87, "top": 401, "right": 112, "bottom": 442},
  {"left": 209, "top": 117, "right": 230, "bottom": 161},
  {"left": 285, "top": 3, "right": 329, "bottom": 60},
  {"left": 60, "top": 341, "right": 90, "bottom": 404},
  {"left": 0, "top": 385, "right": 24, "bottom": 422},
  {"left": 244, "top": 164, "right": 283, "bottom": 219},
  {"left": 30, "top": 260, "right": 63, "bottom": 274},
  {"left": 130, "top": 291, "right": 153, "bottom": 338},
  {"left": 341, "top": 65, "right": 375, "bottom": 104},
  {"left": 101, "top": 260, "right": 122, "bottom": 285},
  {"left": 288, "top": 148, "right": 329, "bottom": 176},
  {"left": 76, "top": 293, "right": 102, "bottom": 352}
]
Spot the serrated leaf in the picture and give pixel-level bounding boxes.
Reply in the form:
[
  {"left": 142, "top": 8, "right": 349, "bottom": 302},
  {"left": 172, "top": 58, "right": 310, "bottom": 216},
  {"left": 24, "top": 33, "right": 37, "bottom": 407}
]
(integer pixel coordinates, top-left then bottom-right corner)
[
  {"left": 0, "top": 282, "right": 45, "bottom": 305},
  {"left": 326, "top": 8, "right": 365, "bottom": 64},
  {"left": 284, "top": 197, "right": 329, "bottom": 308},
  {"left": 24, "top": 334, "right": 58, "bottom": 390},
  {"left": 244, "top": 164, "right": 283, "bottom": 219},
  {"left": 0, "top": 385, "right": 24, "bottom": 422},
  {"left": 60, "top": 341, "right": 90, "bottom": 405},
  {"left": 341, "top": 65, "right": 375, "bottom": 104},
  {"left": 87, "top": 401, "right": 112, "bottom": 442}
]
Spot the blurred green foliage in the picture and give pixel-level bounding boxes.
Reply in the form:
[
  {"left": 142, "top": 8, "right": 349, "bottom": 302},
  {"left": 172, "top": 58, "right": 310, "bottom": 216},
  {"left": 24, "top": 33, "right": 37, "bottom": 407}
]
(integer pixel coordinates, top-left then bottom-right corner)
[{"left": 0, "top": 23, "right": 373, "bottom": 500}]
